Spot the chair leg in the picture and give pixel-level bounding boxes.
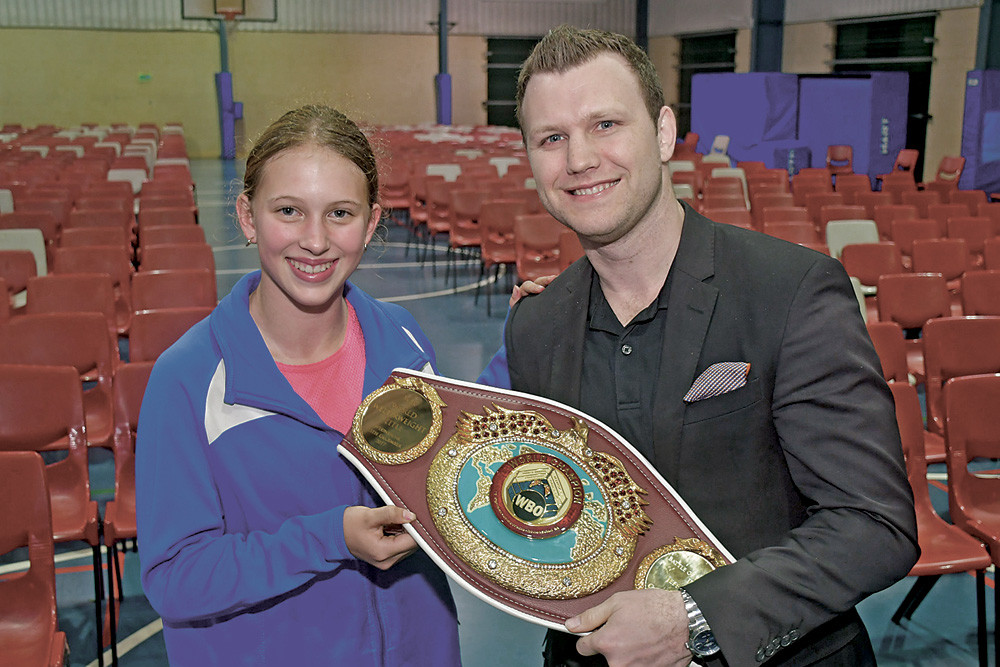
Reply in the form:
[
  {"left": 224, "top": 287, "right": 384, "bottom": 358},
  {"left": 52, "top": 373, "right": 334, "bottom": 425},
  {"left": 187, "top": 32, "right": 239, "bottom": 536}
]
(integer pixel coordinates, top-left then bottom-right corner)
[
  {"left": 474, "top": 262, "right": 486, "bottom": 305},
  {"left": 91, "top": 544, "right": 105, "bottom": 667},
  {"left": 975, "top": 569, "right": 986, "bottom": 667},
  {"left": 891, "top": 574, "right": 940, "bottom": 624},
  {"left": 108, "top": 540, "right": 120, "bottom": 667}
]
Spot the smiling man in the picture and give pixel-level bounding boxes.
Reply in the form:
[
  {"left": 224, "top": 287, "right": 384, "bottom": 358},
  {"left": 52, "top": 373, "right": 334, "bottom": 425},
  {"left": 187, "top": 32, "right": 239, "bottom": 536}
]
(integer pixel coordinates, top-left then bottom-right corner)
[{"left": 479, "top": 25, "right": 917, "bottom": 667}]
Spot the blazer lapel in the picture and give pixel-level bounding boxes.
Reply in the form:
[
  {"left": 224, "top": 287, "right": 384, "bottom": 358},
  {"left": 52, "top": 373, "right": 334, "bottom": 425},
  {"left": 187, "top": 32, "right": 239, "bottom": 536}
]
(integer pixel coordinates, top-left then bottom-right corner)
[
  {"left": 542, "top": 259, "right": 592, "bottom": 407},
  {"left": 652, "top": 207, "right": 719, "bottom": 480}
]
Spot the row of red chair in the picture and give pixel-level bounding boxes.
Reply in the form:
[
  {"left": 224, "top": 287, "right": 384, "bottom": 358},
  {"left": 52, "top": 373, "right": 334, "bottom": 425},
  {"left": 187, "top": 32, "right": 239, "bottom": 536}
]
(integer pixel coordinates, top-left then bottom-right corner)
[{"left": 0, "top": 359, "right": 155, "bottom": 666}]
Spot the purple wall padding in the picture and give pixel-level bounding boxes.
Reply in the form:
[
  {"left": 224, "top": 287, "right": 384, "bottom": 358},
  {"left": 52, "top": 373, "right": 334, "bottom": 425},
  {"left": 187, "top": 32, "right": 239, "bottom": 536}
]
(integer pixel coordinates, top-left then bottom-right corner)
[
  {"left": 960, "top": 70, "right": 1000, "bottom": 193},
  {"left": 797, "top": 73, "right": 907, "bottom": 179},
  {"left": 690, "top": 73, "right": 798, "bottom": 164},
  {"left": 690, "top": 71, "right": 908, "bottom": 179}
]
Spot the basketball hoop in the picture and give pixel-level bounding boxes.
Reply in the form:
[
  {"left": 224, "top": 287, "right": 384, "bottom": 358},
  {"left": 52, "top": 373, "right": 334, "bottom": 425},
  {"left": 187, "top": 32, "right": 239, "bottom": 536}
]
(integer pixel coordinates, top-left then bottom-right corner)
[{"left": 219, "top": 10, "right": 240, "bottom": 36}]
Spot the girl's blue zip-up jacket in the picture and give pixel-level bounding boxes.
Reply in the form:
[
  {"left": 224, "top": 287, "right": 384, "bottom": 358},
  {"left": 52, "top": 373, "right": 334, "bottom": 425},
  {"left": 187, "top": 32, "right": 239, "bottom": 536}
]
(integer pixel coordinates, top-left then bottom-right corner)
[{"left": 136, "top": 271, "right": 461, "bottom": 666}]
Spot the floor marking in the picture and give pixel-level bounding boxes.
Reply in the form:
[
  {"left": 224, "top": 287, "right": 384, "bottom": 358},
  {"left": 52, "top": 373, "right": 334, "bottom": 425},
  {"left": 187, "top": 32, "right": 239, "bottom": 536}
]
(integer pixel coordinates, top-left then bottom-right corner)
[
  {"left": 0, "top": 546, "right": 108, "bottom": 575},
  {"left": 86, "top": 617, "right": 164, "bottom": 667}
]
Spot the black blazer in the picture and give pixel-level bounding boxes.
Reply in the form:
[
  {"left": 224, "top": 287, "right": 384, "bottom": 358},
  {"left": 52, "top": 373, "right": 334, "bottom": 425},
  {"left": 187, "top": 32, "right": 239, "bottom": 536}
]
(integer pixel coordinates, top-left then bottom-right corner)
[{"left": 503, "top": 206, "right": 918, "bottom": 666}]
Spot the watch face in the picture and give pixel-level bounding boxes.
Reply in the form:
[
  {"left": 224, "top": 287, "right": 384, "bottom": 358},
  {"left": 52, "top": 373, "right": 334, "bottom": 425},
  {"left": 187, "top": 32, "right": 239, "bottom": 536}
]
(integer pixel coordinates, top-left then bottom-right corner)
[{"left": 690, "top": 630, "right": 720, "bottom": 655}]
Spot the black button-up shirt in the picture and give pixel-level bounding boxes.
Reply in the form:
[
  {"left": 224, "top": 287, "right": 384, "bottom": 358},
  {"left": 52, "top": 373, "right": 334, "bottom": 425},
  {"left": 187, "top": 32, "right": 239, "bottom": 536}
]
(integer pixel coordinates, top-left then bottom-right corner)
[{"left": 578, "top": 269, "right": 673, "bottom": 461}]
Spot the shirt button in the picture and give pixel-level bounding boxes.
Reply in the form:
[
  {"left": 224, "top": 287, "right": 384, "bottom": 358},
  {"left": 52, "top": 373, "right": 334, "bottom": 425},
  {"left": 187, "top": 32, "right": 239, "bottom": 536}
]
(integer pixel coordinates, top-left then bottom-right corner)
[{"left": 621, "top": 344, "right": 633, "bottom": 355}]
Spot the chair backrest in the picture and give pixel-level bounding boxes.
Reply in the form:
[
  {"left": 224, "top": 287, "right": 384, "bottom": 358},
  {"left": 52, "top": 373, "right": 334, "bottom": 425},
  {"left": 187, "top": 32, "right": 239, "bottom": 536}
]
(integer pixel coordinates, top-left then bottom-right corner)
[
  {"left": 946, "top": 216, "right": 992, "bottom": 257},
  {"left": 889, "top": 218, "right": 940, "bottom": 257},
  {"left": 943, "top": 373, "right": 1000, "bottom": 532},
  {"left": 137, "top": 206, "right": 197, "bottom": 229},
  {"left": 855, "top": 191, "right": 895, "bottom": 219},
  {"left": 0, "top": 228, "right": 47, "bottom": 276},
  {"left": 138, "top": 223, "right": 206, "bottom": 248},
  {"left": 818, "top": 204, "right": 867, "bottom": 235},
  {"left": 140, "top": 242, "right": 216, "bottom": 272},
  {"left": 872, "top": 204, "right": 918, "bottom": 241},
  {"left": 762, "top": 221, "right": 819, "bottom": 245},
  {"left": 25, "top": 273, "right": 117, "bottom": 337},
  {"left": 866, "top": 321, "right": 909, "bottom": 382},
  {"left": 0, "top": 312, "right": 117, "bottom": 382},
  {"left": 933, "top": 155, "right": 965, "bottom": 184},
  {"left": 110, "top": 361, "right": 155, "bottom": 506},
  {"left": 0, "top": 211, "right": 59, "bottom": 249},
  {"left": 0, "top": 363, "right": 88, "bottom": 454},
  {"left": 558, "top": 230, "right": 585, "bottom": 272},
  {"left": 880, "top": 172, "right": 918, "bottom": 204},
  {"left": 514, "top": 213, "right": 564, "bottom": 281},
  {"left": 825, "top": 219, "right": 879, "bottom": 259},
  {"left": 911, "top": 238, "right": 967, "bottom": 281},
  {"left": 59, "top": 226, "right": 130, "bottom": 250},
  {"left": 826, "top": 144, "right": 853, "bottom": 174},
  {"left": 839, "top": 242, "right": 904, "bottom": 290},
  {"left": 927, "top": 203, "right": 970, "bottom": 237},
  {"left": 923, "top": 316, "right": 1000, "bottom": 434},
  {"left": 888, "top": 382, "right": 948, "bottom": 536},
  {"left": 129, "top": 306, "right": 213, "bottom": 362},
  {"left": 876, "top": 272, "right": 950, "bottom": 329},
  {"left": 0, "top": 248, "right": 38, "bottom": 293},
  {"left": 803, "top": 192, "right": 844, "bottom": 226},
  {"left": 709, "top": 135, "right": 729, "bottom": 155},
  {"left": 702, "top": 208, "right": 750, "bottom": 230},
  {"left": 962, "top": 270, "right": 1000, "bottom": 316},
  {"left": 0, "top": 450, "right": 64, "bottom": 667},
  {"left": 131, "top": 268, "right": 217, "bottom": 311},
  {"left": 948, "top": 189, "right": 988, "bottom": 215},
  {"left": 899, "top": 190, "right": 942, "bottom": 218},
  {"left": 892, "top": 149, "right": 919, "bottom": 173},
  {"left": 832, "top": 173, "right": 871, "bottom": 200},
  {"left": 479, "top": 199, "right": 529, "bottom": 258}
]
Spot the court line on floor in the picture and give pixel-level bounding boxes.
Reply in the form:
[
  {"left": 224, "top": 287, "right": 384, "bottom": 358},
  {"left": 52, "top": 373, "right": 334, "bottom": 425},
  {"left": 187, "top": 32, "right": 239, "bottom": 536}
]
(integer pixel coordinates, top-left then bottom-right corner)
[{"left": 86, "top": 617, "right": 164, "bottom": 667}]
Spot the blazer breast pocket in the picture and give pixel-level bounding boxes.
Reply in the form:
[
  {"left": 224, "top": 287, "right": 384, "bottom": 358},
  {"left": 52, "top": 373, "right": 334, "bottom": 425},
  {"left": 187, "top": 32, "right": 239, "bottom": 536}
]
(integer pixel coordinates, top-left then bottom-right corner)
[{"left": 682, "top": 376, "right": 763, "bottom": 424}]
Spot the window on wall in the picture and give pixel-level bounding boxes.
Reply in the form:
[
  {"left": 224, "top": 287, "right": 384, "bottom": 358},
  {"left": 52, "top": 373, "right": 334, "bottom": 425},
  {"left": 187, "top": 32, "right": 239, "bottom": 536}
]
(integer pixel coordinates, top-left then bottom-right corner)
[
  {"left": 486, "top": 37, "right": 540, "bottom": 128},
  {"left": 833, "top": 14, "right": 936, "bottom": 179},
  {"left": 677, "top": 32, "right": 737, "bottom": 137}
]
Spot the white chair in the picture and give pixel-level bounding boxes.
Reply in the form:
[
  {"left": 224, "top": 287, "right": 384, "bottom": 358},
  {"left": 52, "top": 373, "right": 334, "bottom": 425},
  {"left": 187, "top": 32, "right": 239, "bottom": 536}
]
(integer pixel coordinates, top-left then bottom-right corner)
[
  {"left": 425, "top": 163, "right": 462, "bottom": 182},
  {"left": 673, "top": 183, "right": 696, "bottom": 200},
  {"left": 668, "top": 160, "right": 697, "bottom": 174},
  {"left": 825, "top": 219, "right": 879, "bottom": 260},
  {"left": 0, "top": 228, "right": 47, "bottom": 308},
  {"left": 710, "top": 134, "right": 730, "bottom": 155},
  {"left": 107, "top": 168, "right": 147, "bottom": 194},
  {"left": 488, "top": 156, "right": 522, "bottom": 178},
  {"left": 0, "top": 189, "right": 13, "bottom": 214},
  {"left": 850, "top": 277, "right": 868, "bottom": 322}
]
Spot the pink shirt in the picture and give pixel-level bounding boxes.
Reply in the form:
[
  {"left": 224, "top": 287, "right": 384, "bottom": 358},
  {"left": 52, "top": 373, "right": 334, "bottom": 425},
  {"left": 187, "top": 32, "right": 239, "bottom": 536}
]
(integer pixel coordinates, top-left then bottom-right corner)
[{"left": 276, "top": 302, "right": 366, "bottom": 434}]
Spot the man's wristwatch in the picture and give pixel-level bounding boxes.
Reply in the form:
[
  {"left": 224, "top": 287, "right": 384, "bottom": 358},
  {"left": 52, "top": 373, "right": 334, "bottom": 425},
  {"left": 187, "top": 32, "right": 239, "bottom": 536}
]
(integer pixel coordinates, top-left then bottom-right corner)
[{"left": 680, "top": 588, "right": 720, "bottom": 660}]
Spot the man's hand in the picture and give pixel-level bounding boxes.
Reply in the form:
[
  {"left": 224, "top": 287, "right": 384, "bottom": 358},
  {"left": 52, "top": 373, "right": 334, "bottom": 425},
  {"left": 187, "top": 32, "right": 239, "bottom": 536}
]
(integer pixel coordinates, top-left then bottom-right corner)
[
  {"left": 343, "top": 505, "right": 418, "bottom": 570},
  {"left": 509, "top": 274, "right": 557, "bottom": 307},
  {"left": 567, "top": 589, "right": 692, "bottom": 667}
]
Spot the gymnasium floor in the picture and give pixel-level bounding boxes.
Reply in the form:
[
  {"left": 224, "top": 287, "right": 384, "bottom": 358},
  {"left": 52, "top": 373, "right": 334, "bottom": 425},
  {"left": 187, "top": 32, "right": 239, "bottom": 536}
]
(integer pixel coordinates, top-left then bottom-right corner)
[{"left": 5, "top": 158, "right": 994, "bottom": 666}]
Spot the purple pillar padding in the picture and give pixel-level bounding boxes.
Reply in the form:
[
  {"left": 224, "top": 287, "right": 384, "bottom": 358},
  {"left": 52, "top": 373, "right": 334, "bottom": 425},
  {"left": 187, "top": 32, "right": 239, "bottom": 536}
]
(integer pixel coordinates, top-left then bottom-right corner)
[
  {"left": 215, "top": 72, "right": 241, "bottom": 160},
  {"left": 690, "top": 73, "right": 798, "bottom": 165},
  {"left": 436, "top": 73, "right": 452, "bottom": 126},
  {"left": 960, "top": 70, "right": 1000, "bottom": 193}
]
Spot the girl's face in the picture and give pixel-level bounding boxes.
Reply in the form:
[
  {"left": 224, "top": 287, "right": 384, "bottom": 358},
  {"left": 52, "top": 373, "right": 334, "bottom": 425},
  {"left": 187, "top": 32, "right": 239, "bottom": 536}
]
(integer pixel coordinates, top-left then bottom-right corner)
[{"left": 237, "top": 143, "right": 379, "bottom": 315}]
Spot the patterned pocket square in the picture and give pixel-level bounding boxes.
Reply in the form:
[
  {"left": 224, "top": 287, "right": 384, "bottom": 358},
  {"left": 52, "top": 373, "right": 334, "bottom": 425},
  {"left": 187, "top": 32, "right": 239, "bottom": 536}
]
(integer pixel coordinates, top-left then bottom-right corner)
[{"left": 683, "top": 362, "right": 751, "bottom": 403}]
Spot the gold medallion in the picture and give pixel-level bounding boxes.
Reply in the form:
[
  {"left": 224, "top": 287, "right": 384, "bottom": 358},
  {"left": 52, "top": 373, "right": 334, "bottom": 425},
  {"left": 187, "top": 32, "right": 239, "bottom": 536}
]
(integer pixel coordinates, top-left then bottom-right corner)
[
  {"left": 350, "top": 376, "right": 445, "bottom": 465},
  {"left": 634, "top": 538, "right": 728, "bottom": 591},
  {"left": 427, "top": 405, "right": 651, "bottom": 599}
]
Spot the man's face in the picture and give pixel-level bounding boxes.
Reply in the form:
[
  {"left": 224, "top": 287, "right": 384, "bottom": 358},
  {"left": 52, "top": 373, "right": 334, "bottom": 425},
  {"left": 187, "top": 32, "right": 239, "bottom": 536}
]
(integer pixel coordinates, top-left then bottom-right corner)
[{"left": 520, "top": 53, "right": 675, "bottom": 246}]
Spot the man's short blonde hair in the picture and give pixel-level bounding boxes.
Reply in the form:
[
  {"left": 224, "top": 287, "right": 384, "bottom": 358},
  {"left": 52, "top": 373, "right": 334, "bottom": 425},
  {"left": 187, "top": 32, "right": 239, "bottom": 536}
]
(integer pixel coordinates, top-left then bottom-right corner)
[{"left": 515, "top": 25, "right": 665, "bottom": 130}]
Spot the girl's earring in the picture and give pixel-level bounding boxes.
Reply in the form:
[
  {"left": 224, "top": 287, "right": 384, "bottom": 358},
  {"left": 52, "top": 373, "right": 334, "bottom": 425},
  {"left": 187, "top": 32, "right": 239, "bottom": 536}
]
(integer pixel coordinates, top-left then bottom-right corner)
[{"left": 246, "top": 238, "right": 256, "bottom": 247}]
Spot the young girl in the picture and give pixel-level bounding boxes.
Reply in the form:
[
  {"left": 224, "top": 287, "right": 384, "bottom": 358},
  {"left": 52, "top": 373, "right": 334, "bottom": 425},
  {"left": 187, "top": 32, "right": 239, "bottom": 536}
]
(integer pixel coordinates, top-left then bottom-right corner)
[{"left": 136, "top": 105, "right": 461, "bottom": 665}]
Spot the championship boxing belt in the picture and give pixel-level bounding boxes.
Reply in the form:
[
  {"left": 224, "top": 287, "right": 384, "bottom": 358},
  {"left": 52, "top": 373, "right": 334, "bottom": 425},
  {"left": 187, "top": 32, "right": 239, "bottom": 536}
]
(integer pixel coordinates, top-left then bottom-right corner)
[{"left": 338, "top": 369, "right": 734, "bottom": 631}]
